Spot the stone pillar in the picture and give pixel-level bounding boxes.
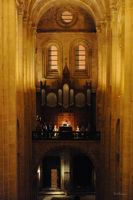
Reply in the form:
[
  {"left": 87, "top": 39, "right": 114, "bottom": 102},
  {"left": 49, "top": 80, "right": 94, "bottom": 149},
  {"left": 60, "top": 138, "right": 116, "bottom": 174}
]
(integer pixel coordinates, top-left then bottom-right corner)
[
  {"left": 16, "top": 3, "right": 25, "bottom": 200},
  {"left": 63, "top": 149, "right": 71, "bottom": 195},
  {"left": 109, "top": 6, "right": 118, "bottom": 200},
  {"left": 61, "top": 153, "right": 65, "bottom": 190},
  {"left": 0, "top": 0, "right": 18, "bottom": 199},
  {"left": 96, "top": 21, "right": 107, "bottom": 200},
  {"left": 30, "top": 25, "right": 37, "bottom": 132},
  {"left": 23, "top": 15, "right": 34, "bottom": 200},
  {"left": 122, "top": 0, "right": 133, "bottom": 199},
  {"left": 103, "top": 16, "right": 112, "bottom": 200}
]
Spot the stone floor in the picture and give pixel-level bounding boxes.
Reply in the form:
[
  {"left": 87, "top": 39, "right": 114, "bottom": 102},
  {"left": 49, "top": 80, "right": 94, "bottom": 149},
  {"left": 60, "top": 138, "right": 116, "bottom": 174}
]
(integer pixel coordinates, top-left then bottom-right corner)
[
  {"left": 38, "top": 187, "right": 95, "bottom": 200},
  {"left": 38, "top": 195, "right": 95, "bottom": 200}
]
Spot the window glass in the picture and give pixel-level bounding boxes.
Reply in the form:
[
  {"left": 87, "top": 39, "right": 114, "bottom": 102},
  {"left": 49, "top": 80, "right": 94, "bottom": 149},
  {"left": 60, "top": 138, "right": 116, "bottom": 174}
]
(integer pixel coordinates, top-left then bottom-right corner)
[
  {"left": 75, "top": 45, "right": 86, "bottom": 70},
  {"left": 61, "top": 11, "right": 73, "bottom": 23},
  {"left": 49, "top": 46, "right": 58, "bottom": 70}
]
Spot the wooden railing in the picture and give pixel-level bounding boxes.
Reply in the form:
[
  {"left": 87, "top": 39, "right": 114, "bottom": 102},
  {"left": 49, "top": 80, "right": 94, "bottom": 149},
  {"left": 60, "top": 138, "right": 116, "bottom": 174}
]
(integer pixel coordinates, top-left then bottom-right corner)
[{"left": 32, "top": 130, "right": 100, "bottom": 140}]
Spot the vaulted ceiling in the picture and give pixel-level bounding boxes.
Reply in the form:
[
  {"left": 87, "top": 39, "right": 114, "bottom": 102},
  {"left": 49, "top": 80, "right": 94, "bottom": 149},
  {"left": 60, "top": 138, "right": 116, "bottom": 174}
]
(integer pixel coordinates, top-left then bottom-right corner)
[{"left": 21, "top": 0, "right": 119, "bottom": 28}]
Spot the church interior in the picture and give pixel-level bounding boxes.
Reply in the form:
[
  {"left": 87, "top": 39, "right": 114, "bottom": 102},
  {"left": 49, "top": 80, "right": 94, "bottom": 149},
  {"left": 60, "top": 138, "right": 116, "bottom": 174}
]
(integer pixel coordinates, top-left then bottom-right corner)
[{"left": 0, "top": 0, "right": 133, "bottom": 200}]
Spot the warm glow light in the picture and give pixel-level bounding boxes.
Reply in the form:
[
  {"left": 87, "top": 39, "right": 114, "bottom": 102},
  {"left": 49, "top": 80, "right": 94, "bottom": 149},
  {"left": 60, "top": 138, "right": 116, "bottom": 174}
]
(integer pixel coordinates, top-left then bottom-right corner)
[
  {"left": 37, "top": 166, "right": 41, "bottom": 180},
  {"left": 37, "top": 166, "right": 40, "bottom": 174}
]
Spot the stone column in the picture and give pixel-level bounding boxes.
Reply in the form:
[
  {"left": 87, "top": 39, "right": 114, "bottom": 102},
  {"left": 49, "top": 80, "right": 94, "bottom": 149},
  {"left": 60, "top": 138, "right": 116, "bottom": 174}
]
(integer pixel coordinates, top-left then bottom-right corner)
[
  {"left": 122, "top": 0, "right": 133, "bottom": 199},
  {"left": 109, "top": 6, "right": 118, "bottom": 200},
  {"left": 0, "top": 0, "right": 18, "bottom": 199},
  {"left": 63, "top": 149, "right": 71, "bottom": 195},
  {"left": 23, "top": 16, "right": 33, "bottom": 200},
  {"left": 17, "top": 3, "right": 25, "bottom": 200},
  {"left": 30, "top": 25, "right": 37, "bottom": 132},
  {"left": 96, "top": 21, "right": 107, "bottom": 200},
  {"left": 104, "top": 16, "right": 112, "bottom": 200},
  {"left": 61, "top": 153, "right": 65, "bottom": 190}
]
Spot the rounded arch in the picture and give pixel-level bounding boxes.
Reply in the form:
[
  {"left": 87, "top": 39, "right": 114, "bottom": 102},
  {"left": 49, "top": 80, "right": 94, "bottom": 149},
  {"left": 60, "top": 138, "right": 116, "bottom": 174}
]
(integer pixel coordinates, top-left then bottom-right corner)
[
  {"left": 33, "top": 144, "right": 100, "bottom": 173},
  {"left": 42, "top": 39, "right": 63, "bottom": 78},
  {"left": 70, "top": 38, "right": 92, "bottom": 49},
  {"left": 41, "top": 39, "right": 63, "bottom": 50},
  {"left": 29, "top": 0, "right": 106, "bottom": 27},
  {"left": 32, "top": 142, "right": 100, "bottom": 199},
  {"left": 70, "top": 38, "right": 92, "bottom": 78}
]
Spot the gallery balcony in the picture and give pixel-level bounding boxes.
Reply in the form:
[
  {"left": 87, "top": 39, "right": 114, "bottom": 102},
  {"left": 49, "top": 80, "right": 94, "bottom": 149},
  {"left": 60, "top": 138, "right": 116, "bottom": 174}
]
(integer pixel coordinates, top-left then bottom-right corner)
[{"left": 32, "top": 130, "right": 100, "bottom": 141}]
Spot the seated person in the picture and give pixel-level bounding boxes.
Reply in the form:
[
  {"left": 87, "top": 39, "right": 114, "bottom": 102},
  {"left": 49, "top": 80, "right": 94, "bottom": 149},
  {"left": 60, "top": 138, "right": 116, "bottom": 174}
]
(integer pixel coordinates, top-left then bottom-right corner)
[
  {"left": 53, "top": 125, "right": 58, "bottom": 131},
  {"left": 75, "top": 126, "right": 80, "bottom": 138},
  {"left": 53, "top": 125, "right": 58, "bottom": 137},
  {"left": 36, "top": 115, "right": 41, "bottom": 122},
  {"left": 76, "top": 125, "right": 80, "bottom": 131},
  {"left": 62, "top": 120, "right": 68, "bottom": 127}
]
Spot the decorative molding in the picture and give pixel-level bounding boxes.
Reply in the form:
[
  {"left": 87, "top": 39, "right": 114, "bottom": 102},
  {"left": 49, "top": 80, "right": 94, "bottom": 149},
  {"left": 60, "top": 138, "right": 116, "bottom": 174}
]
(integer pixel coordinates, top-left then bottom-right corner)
[
  {"left": 100, "top": 20, "right": 106, "bottom": 29},
  {"left": 110, "top": 5, "right": 117, "bottom": 15},
  {"left": 96, "top": 26, "right": 102, "bottom": 33},
  {"left": 23, "top": 13, "right": 28, "bottom": 23},
  {"left": 32, "top": 25, "right": 37, "bottom": 34},
  {"left": 27, "top": 20, "right": 32, "bottom": 29},
  {"left": 105, "top": 14, "right": 111, "bottom": 22},
  {"left": 18, "top": 3, "right": 24, "bottom": 15}
]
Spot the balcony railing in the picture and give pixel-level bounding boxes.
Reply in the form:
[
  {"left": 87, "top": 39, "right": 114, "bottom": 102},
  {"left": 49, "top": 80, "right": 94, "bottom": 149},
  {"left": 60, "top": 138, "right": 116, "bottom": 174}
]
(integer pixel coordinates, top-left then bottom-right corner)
[{"left": 32, "top": 130, "right": 100, "bottom": 140}]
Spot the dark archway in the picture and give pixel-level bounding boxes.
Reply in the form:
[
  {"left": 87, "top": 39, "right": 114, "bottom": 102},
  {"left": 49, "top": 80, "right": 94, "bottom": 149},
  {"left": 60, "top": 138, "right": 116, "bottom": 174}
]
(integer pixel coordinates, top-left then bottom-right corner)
[
  {"left": 73, "top": 153, "right": 95, "bottom": 191},
  {"left": 36, "top": 146, "right": 97, "bottom": 197}
]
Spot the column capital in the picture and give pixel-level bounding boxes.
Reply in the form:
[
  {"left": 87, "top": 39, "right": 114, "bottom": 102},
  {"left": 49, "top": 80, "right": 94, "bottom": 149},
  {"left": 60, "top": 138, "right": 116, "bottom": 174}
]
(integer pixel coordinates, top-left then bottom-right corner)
[
  {"left": 105, "top": 14, "right": 111, "bottom": 23},
  {"left": 110, "top": 5, "right": 117, "bottom": 15},
  {"left": 28, "top": 20, "right": 32, "bottom": 27},
  {"left": 32, "top": 25, "right": 37, "bottom": 33},
  {"left": 121, "top": 0, "right": 125, "bottom": 8},
  {"left": 100, "top": 20, "right": 106, "bottom": 29},
  {"left": 18, "top": 3, "right": 24, "bottom": 15},
  {"left": 23, "top": 14, "right": 29, "bottom": 24},
  {"left": 96, "top": 26, "right": 102, "bottom": 33}
]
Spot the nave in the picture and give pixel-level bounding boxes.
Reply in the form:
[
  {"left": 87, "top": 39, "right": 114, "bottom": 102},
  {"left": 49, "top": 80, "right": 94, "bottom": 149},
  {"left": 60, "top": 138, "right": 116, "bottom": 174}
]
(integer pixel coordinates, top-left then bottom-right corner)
[{"left": 1, "top": 0, "right": 133, "bottom": 200}]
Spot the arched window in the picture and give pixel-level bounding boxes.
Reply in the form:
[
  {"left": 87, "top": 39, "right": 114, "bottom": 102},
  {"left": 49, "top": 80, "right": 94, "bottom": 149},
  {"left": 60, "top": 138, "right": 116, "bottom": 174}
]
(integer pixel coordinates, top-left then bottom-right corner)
[
  {"left": 70, "top": 39, "right": 92, "bottom": 78},
  {"left": 75, "top": 45, "right": 86, "bottom": 70},
  {"left": 42, "top": 40, "right": 62, "bottom": 78},
  {"left": 49, "top": 46, "right": 58, "bottom": 70}
]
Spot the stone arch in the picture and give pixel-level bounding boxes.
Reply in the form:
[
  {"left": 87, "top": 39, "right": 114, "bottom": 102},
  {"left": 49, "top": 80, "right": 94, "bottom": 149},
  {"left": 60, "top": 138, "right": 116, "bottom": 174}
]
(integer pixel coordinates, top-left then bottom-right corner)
[
  {"left": 70, "top": 38, "right": 92, "bottom": 78},
  {"left": 29, "top": 0, "right": 106, "bottom": 27},
  {"left": 32, "top": 141, "right": 100, "bottom": 200},
  {"left": 41, "top": 39, "right": 63, "bottom": 78},
  {"left": 33, "top": 142, "right": 100, "bottom": 172}
]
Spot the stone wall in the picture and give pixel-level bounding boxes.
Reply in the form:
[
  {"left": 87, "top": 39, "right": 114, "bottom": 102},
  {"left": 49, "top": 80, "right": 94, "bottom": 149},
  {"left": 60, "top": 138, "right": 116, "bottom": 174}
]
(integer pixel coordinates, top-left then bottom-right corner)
[{"left": 35, "top": 32, "right": 98, "bottom": 91}]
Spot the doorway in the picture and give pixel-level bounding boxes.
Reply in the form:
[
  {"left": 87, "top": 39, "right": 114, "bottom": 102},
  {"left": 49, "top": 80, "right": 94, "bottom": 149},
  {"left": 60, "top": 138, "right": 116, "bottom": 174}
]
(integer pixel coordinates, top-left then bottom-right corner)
[{"left": 43, "top": 156, "right": 60, "bottom": 189}]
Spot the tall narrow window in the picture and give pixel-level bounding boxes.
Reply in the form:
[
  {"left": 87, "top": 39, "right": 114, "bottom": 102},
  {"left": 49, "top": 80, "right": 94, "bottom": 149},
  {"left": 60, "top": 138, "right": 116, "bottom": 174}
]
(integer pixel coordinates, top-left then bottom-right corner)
[
  {"left": 49, "top": 46, "right": 58, "bottom": 70},
  {"left": 75, "top": 45, "right": 86, "bottom": 70}
]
